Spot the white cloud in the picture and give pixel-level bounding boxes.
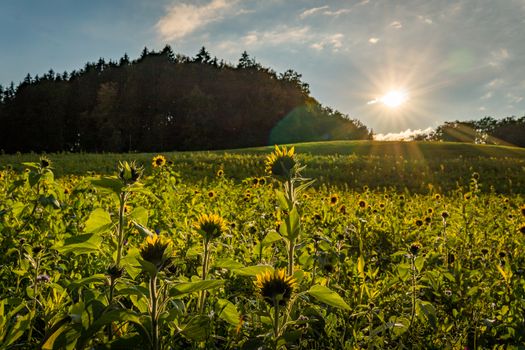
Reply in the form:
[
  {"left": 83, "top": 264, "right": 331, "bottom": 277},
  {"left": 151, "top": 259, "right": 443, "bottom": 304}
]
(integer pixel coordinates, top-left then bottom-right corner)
[
  {"left": 374, "top": 127, "right": 434, "bottom": 141},
  {"left": 368, "top": 37, "right": 379, "bottom": 44},
  {"left": 156, "top": 0, "right": 237, "bottom": 41},
  {"left": 323, "top": 9, "right": 351, "bottom": 16},
  {"left": 417, "top": 15, "right": 433, "bottom": 24},
  {"left": 481, "top": 91, "right": 493, "bottom": 100},
  {"left": 310, "top": 33, "right": 344, "bottom": 51},
  {"left": 479, "top": 106, "right": 486, "bottom": 111},
  {"left": 240, "top": 26, "right": 311, "bottom": 47},
  {"left": 300, "top": 6, "right": 350, "bottom": 19},
  {"left": 390, "top": 21, "right": 402, "bottom": 29},
  {"left": 489, "top": 48, "right": 510, "bottom": 67},
  {"left": 299, "top": 6, "right": 329, "bottom": 19},
  {"left": 506, "top": 93, "right": 523, "bottom": 103}
]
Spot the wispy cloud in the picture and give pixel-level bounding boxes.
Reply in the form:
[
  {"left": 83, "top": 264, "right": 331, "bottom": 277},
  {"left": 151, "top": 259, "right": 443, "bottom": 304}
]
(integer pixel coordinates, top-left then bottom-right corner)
[
  {"left": 390, "top": 21, "right": 403, "bottom": 29},
  {"left": 300, "top": 6, "right": 350, "bottom": 19},
  {"left": 299, "top": 6, "right": 329, "bottom": 19},
  {"left": 247, "top": 26, "right": 311, "bottom": 46},
  {"left": 310, "top": 33, "right": 344, "bottom": 51},
  {"left": 374, "top": 128, "right": 434, "bottom": 141},
  {"left": 156, "top": 0, "right": 237, "bottom": 41},
  {"left": 368, "top": 37, "right": 379, "bottom": 44},
  {"left": 488, "top": 48, "right": 510, "bottom": 67}
]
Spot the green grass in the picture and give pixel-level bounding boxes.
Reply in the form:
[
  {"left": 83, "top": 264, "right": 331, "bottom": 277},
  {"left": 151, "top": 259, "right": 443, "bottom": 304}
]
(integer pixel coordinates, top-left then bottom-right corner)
[{"left": 1, "top": 141, "right": 524, "bottom": 193}]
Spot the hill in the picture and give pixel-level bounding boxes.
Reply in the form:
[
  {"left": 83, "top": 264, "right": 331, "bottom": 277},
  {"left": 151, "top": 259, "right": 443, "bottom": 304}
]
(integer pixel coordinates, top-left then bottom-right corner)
[{"left": 0, "top": 47, "right": 371, "bottom": 153}]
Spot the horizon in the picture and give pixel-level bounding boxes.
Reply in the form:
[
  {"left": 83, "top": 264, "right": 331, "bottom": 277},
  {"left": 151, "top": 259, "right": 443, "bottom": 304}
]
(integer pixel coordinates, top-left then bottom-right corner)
[{"left": 1, "top": 0, "right": 524, "bottom": 136}]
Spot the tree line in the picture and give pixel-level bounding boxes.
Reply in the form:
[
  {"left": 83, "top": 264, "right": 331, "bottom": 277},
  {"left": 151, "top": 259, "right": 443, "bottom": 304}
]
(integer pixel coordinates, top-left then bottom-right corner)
[
  {"left": 413, "top": 116, "right": 525, "bottom": 147},
  {"left": 0, "top": 46, "right": 371, "bottom": 153}
]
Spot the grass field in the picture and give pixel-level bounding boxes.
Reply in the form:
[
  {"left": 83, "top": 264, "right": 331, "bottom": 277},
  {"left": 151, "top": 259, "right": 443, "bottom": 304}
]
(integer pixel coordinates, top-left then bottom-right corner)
[
  {"left": 0, "top": 142, "right": 524, "bottom": 349},
  {"left": 1, "top": 141, "right": 524, "bottom": 193}
]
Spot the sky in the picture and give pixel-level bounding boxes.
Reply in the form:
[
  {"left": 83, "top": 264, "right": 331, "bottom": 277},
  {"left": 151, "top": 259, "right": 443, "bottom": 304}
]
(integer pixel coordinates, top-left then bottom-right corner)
[{"left": 1, "top": 0, "right": 524, "bottom": 137}]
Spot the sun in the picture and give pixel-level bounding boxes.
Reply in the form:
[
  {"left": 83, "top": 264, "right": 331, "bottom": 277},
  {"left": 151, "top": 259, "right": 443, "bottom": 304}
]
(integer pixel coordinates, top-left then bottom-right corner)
[{"left": 380, "top": 90, "right": 408, "bottom": 108}]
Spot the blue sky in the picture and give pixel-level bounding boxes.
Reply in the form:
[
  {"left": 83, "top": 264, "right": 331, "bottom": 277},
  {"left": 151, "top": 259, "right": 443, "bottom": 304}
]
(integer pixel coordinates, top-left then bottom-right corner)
[{"left": 1, "top": 0, "right": 524, "bottom": 136}]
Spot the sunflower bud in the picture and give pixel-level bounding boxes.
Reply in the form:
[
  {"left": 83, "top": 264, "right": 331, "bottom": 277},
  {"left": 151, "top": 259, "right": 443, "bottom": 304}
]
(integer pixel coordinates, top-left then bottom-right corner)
[{"left": 118, "top": 161, "right": 143, "bottom": 185}]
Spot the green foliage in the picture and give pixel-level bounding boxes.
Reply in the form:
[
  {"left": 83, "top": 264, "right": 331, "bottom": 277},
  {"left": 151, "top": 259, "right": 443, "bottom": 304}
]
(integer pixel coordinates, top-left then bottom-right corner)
[{"left": 0, "top": 149, "right": 524, "bottom": 348}]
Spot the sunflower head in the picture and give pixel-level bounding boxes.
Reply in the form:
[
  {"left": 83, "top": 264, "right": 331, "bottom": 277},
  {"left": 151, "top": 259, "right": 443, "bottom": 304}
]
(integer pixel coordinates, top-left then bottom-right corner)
[
  {"left": 520, "top": 205, "right": 525, "bottom": 217},
  {"left": 255, "top": 269, "right": 296, "bottom": 307},
  {"left": 118, "top": 161, "right": 143, "bottom": 185},
  {"left": 329, "top": 194, "right": 339, "bottom": 206},
  {"left": 265, "top": 145, "right": 297, "bottom": 180},
  {"left": 40, "top": 156, "right": 52, "bottom": 169},
  {"left": 520, "top": 224, "right": 525, "bottom": 235},
  {"left": 410, "top": 242, "right": 422, "bottom": 256},
  {"left": 195, "top": 214, "right": 227, "bottom": 242},
  {"left": 139, "top": 234, "right": 172, "bottom": 270},
  {"left": 216, "top": 169, "right": 224, "bottom": 177},
  {"left": 152, "top": 155, "right": 166, "bottom": 168}
]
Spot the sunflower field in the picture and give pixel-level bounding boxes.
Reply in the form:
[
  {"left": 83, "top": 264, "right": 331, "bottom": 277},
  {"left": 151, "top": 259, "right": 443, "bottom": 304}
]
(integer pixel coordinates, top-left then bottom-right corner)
[{"left": 0, "top": 146, "right": 524, "bottom": 349}]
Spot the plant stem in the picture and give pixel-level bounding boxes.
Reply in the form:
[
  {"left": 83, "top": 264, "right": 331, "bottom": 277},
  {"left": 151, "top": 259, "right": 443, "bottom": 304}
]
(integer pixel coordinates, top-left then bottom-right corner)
[
  {"left": 409, "top": 256, "right": 417, "bottom": 328},
  {"left": 150, "top": 273, "right": 159, "bottom": 350},
  {"left": 116, "top": 191, "right": 127, "bottom": 266},
  {"left": 273, "top": 302, "right": 280, "bottom": 349},
  {"left": 199, "top": 240, "right": 210, "bottom": 313},
  {"left": 27, "top": 257, "right": 40, "bottom": 343},
  {"left": 287, "top": 239, "right": 295, "bottom": 276}
]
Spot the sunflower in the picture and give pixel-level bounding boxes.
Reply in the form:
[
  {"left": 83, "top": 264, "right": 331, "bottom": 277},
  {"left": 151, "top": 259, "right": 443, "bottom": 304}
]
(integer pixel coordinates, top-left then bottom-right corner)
[
  {"left": 40, "top": 156, "right": 52, "bottom": 169},
  {"left": 207, "top": 190, "right": 216, "bottom": 199},
  {"left": 520, "top": 205, "right": 525, "bottom": 217},
  {"left": 265, "top": 145, "right": 297, "bottom": 179},
  {"left": 139, "top": 234, "right": 172, "bottom": 270},
  {"left": 338, "top": 204, "right": 347, "bottom": 215},
  {"left": 195, "top": 214, "right": 227, "bottom": 241},
  {"left": 152, "top": 155, "right": 166, "bottom": 168},
  {"left": 255, "top": 269, "right": 296, "bottom": 307},
  {"left": 410, "top": 242, "right": 421, "bottom": 256},
  {"left": 329, "top": 194, "right": 339, "bottom": 206},
  {"left": 216, "top": 169, "right": 224, "bottom": 177},
  {"left": 358, "top": 200, "right": 367, "bottom": 208},
  {"left": 519, "top": 224, "right": 525, "bottom": 235}
]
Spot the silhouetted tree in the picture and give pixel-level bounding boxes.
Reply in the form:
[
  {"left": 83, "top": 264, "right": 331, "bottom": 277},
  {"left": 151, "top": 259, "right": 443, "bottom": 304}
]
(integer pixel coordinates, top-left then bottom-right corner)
[{"left": 0, "top": 47, "right": 372, "bottom": 153}]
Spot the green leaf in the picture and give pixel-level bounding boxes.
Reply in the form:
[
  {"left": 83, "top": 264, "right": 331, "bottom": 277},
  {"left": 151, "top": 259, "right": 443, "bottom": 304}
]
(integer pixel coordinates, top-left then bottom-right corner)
[
  {"left": 171, "top": 280, "right": 224, "bottom": 297},
  {"left": 308, "top": 285, "right": 350, "bottom": 310},
  {"left": 232, "top": 265, "right": 274, "bottom": 277},
  {"left": 89, "top": 176, "right": 123, "bottom": 195},
  {"left": 67, "top": 274, "right": 107, "bottom": 290},
  {"left": 180, "top": 315, "right": 210, "bottom": 341},
  {"left": 261, "top": 230, "right": 282, "bottom": 246},
  {"left": 357, "top": 255, "right": 365, "bottom": 278},
  {"left": 54, "top": 233, "right": 103, "bottom": 255},
  {"left": 279, "top": 207, "right": 300, "bottom": 241},
  {"left": 397, "top": 263, "right": 411, "bottom": 282},
  {"left": 3, "top": 315, "right": 31, "bottom": 347},
  {"left": 213, "top": 258, "right": 244, "bottom": 270},
  {"left": 84, "top": 208, "right": 113, "bottom": 234},
  {"left": 416, "top": 300, "right": 437, "bottom": 329},
  {"left": 275, "top": 190, "right": 292, "bottom": 211},
  {"left": 128, "top": 207, "right": 149, "bottom": 226},
  {"left": 216, "top": 299, "right": 241, "bottom": 326},
  {"left": 121, "top": 247, "right": 141, "bottom": 279}
]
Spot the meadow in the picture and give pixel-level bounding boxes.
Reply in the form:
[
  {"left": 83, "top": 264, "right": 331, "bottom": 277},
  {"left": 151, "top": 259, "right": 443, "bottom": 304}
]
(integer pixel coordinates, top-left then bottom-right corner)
[{"left": 0, "top": 141, "right": 524, "bottom": 349}]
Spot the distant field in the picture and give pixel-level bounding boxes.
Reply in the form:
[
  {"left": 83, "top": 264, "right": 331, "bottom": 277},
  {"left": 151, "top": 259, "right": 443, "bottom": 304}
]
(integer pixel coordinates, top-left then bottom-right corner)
[{"left": 1, "top": 141, "right": 524, "bottom": 193}]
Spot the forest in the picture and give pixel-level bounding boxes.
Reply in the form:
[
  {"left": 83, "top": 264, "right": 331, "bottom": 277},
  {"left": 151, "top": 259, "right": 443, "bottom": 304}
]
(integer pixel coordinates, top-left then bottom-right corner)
[{"left": 0, "top": 46, "right": 372, "bottom": 153}]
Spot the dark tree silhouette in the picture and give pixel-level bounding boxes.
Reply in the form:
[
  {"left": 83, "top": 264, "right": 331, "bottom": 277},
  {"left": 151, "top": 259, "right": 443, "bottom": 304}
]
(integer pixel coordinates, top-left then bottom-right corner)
[{"left": 0, "top": 47, "right": 372, "bottom": 153}]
